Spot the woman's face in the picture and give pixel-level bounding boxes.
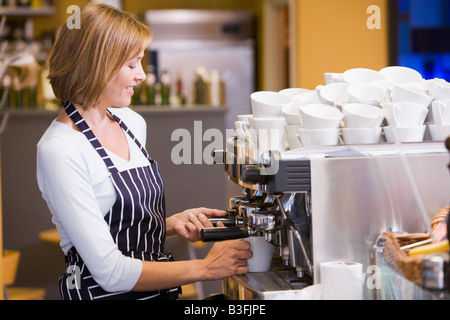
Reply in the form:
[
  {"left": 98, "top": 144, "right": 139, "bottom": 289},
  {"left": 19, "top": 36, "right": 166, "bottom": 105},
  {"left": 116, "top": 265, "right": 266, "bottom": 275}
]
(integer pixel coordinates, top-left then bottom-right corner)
[{"left": 99, "top": 52, "right": 146, "bottom": 108}]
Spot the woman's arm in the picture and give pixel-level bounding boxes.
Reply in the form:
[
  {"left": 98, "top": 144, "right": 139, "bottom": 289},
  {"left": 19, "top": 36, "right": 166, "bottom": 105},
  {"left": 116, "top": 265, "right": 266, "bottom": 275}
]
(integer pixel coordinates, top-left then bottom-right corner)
[
  {"left": 37, "top": 133, "right": 142, "bottom": 292},
  {"left": 132, "top": 239, "right": 252, "bottom": 292}
]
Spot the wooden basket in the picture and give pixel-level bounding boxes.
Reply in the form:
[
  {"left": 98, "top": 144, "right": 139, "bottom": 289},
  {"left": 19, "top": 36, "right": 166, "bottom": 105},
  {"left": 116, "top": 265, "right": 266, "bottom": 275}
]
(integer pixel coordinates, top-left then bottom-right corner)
[
  {"left": 382, "top": 232, "right": 427, "bottom": 284},
  {"left": 382, "top": 206, "right": 449, "bottom": 284}
]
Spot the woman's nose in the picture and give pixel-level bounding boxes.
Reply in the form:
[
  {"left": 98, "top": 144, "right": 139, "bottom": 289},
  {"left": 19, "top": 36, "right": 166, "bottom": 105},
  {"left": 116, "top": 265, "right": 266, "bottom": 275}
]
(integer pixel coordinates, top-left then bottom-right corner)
[{"left": 136, "top": 64, "right": 146, "bottom": 82}]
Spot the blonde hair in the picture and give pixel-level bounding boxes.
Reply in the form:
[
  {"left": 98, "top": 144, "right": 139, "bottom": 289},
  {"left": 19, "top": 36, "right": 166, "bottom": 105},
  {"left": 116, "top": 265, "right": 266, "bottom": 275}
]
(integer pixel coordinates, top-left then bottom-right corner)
[{"left": 48, "top": 2, "right": 153, "bottom": 109}]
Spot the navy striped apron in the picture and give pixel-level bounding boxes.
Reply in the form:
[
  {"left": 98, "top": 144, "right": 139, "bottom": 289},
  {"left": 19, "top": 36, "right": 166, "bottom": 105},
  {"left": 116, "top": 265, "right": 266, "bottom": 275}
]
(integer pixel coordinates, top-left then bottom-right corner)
[{"left": 59, "top": 102, "right": 180, "bottom": 300}]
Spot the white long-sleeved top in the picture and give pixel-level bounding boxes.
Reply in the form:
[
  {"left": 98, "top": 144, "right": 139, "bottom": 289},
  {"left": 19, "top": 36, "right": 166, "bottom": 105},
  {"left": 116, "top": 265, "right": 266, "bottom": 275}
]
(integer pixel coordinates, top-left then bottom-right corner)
[{"left": 37, "top": 107, "right": 152, "bottom": 292}]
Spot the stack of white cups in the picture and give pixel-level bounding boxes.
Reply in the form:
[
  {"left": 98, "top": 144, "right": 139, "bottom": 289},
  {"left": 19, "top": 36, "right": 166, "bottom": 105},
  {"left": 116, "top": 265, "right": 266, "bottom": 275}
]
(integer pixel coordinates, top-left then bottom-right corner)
[
  {"left": 429, "top": 89, "right": 450, "bottom": 141},
  {"left": 236, "top": 66, "right": 450, "bottom": 151},
  {"left": 247, "top": 91, "right": 291, "bottom": 152},
  {"left": 341, "top": 103, "right": 385, "bottom": 144},
  {"left": 296, "top": 104, "right": 343, "bottom": 147},
  {"left": 378, "top": 67, "right": 429, "bottom": 142}
]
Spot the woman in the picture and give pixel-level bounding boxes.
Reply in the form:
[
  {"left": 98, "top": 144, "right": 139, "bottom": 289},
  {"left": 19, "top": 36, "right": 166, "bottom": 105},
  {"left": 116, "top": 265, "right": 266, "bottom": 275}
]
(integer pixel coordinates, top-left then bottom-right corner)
[{"left": 36, "top": 3, "right": 251, "bottom": 300}]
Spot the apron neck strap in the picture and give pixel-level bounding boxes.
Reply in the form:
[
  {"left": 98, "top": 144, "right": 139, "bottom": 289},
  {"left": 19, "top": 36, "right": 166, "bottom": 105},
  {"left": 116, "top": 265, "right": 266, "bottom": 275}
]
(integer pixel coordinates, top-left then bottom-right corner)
[{"left": 64, "top": 102, "right": 119, "bottom": 174}]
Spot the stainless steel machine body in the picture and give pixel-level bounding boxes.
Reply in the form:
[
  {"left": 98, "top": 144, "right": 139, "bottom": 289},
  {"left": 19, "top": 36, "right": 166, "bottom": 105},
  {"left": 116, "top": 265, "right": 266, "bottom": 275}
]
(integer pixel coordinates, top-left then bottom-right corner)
[{"left": 207, "top": 138, "right": 450, "bottom": 300}]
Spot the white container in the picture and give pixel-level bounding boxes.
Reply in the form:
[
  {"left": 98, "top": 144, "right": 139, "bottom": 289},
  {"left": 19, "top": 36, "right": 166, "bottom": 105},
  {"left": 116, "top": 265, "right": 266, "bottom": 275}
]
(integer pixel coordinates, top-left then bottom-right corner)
[
  {"left": 251, "top": 91, "right": 291, "bottom": 118},
  {"left": 342, "top": 127, "right": 382, "bottom": 144},
  {"left": 347, "top": 83, "right": 387, "bottom": 106},
  {"left": 246, "top": 236, "right": 275, "bottom": 273},
  {"left": 279, "top": 88, "right": 309, "bottom": 98},
  {"left": 342, "top": 103, "right": 385, "bottom": 128},
  {"left": 391, "top": 84, "right": 433, "bottom": 108},
  {"left": 431, "top": 100, "right": 450, "bottom": 125},
  {"left": 381, "top": 102, "right": 428, "bottom": 127},
  {"left": 282, "top": 102, "right": 302, "bottom": 125},
  {"left": 317, "top": 83, "right": 349, "bottom": 106},
  {"left": 297, "top": 128, "right": 341, "bottom": 147},
  {"left": 299, "top": 104, "right": 343, "bottom": 129},
  {"left": 384, "top": 125, "right": 426, "bottom": 143},
  {"left": 379, "top": 66, "right": 422, "bottom": 84},
  {"left": 343, "top": 68, "right": 385, "bottom": 84},
  {"left": 430, "top": 87, "right": 450, "bottom": 100},
  {"left": 428, "top": 124, "right": 450, "bottom": 141},
  {"left": 253, "top": 117, "right": 287, "bottom": 151}
]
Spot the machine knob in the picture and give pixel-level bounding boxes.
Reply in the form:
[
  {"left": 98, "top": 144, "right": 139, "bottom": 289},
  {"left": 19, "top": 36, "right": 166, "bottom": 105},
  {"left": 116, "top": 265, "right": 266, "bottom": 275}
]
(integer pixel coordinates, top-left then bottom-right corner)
[{"left": 241, "top": 165, "right": 267, "bottom": 184}]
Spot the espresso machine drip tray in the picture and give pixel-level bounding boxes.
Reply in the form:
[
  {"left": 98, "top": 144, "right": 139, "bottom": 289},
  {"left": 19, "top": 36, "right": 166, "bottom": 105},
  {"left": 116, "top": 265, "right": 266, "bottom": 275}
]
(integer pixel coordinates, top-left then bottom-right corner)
[{"left": 223, "top": 261, "right": 312, "bottom": 300}]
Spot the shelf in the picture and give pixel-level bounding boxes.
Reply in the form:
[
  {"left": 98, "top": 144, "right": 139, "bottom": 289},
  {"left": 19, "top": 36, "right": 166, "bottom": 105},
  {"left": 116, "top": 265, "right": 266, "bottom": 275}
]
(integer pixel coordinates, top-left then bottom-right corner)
[{"left": 0, "top": 6, "right": 55, "bottom": 16}]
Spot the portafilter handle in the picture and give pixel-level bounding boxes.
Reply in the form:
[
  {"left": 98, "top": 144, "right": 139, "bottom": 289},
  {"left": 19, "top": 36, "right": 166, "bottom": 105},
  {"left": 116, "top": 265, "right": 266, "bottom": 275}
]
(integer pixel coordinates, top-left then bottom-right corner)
[
  {"left": 208, "top": 217, "right": 240, "bottom": 227},
  {"left": 200, "top": 227, "right": 251, "bottom": 242}
]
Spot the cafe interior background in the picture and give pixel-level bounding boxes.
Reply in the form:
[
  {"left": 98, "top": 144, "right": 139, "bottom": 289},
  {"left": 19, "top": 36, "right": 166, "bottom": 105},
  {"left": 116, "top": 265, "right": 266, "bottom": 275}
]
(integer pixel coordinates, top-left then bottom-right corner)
[{"left": 0, "top": 0, "right": 449, "bottom": 300}]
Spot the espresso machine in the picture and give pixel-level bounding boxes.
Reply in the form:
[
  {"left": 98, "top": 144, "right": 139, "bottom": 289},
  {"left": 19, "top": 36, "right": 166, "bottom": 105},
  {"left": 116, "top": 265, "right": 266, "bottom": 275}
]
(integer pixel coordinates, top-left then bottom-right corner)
[
  {"left": 203, "top": 138, "right": 314, "bottom": 299},
  {"left": 201, "top": 136, "right": 450, "bottom": 300}
]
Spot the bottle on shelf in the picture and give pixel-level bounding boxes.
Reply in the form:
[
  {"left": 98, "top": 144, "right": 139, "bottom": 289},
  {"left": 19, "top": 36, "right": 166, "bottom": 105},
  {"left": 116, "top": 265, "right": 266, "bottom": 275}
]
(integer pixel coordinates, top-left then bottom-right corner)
[
  {"left": 193, "top": 68, "right": 207, "bottom": 105},
  {"left": 0, "top": 72, "right": 11, "bottom": 109},
  {"left": 10, "top": 70, "right": 22, "bottom": 108},
  {"left": 145, "top": 66, "right": 156, "bottom": 106},
  {"left": 160, "top": 70, "right": 170, "bottom": 106},
  {"left": 210, "top": 69, "right": 220, "bottom": 107},
  {"left": 174, "top": 73, "right": 185, "bottom": 106}
]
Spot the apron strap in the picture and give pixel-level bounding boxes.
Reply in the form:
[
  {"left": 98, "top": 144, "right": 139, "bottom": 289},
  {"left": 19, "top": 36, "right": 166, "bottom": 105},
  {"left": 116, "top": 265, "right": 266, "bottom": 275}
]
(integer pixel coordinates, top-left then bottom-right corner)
[
  {"left": 64, "top": 102, "right": 119, "bottom": 174},
  {"left": 64, "top": 102, "right": 154, "bottom": 173},
  {"left": 107, "top": 110, "right": 154, "bottom": 164}
]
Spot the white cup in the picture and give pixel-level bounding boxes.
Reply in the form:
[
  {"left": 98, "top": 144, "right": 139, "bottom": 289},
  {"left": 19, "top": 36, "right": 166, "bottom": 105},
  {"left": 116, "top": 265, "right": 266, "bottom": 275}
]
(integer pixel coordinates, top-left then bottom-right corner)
[
  {"left": 285, "top": 124, "right": 303, "bottom": 149},
  {"left": 347, "top": 83, "right": 388, "bottom": 106},
  {"left": 430, "top": 87, "right": 450, "bottom": 100},
  {"left": 324, "top": 72, "right": 344, "bottom": 85},
  {"left": 430, "top": 78, "right": 450, "bottom": 88},
  {"left": 316, "top": 83, "right": 349, "bottom": 106},
  {"left": 384, "top": 125, "right": 426, "bottom": 143},
  {"left": 253, "top": 117, "right": 287, "bottom": 151},
  {"left": 342, "top": 103, "right": 385, "bottom": 128},
  {"left": 251, "top": 91, "right": 291, "bottom": 118},
  {"left": 246, "top": 236, "right": 275, "bottom": 273},
  {"left": 279, "top": 88, "right": 310, "bottom": 98},
  {"left": 381, "top": 102, "right": 428, "bottom": 127},
  {"left": 297, "top": 128, "right": 341, "bottom": 147},
  {"left": 342, "top": 127, "right": 382, "bottom": 144},
  {"left": 343, "top": 68, "right": 386, "bottom": 84},
  {"left": 428, "top": 124, "right": 450, "bottom": 141},
  {"left": 300, "top": 104, "right": 344, "bottom": 129},
  {"left": 432, "top": 100, "right": 450, "bottom": 125},
  {"left": 282, "top": 102, "right": 302, "bottom": 125},
  {"left": 391, "top": 84, "right": 433, "bottom": 108},
  {"left": 379, "top": 66, "right": 422, "bottom": 84},
  {"left": 291, "top": 90, "right": 322, "bottom": 106}
]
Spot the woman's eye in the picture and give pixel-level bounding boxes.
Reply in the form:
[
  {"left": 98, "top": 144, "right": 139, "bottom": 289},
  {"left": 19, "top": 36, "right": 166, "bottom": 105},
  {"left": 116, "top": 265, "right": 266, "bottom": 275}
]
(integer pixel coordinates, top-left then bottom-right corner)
[{"left": 129, "top": 65, "right": 136, "bottom": 69}]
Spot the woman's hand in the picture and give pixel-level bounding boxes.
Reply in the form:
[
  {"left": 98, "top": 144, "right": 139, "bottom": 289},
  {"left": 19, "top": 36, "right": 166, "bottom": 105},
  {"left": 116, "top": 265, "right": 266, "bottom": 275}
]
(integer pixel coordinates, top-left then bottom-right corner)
[
  {"left": 167, "top": 207, "right": 227, "bottom": 242},
  {"left": 200, "top": 240, "right": 252, "bottom": 279}
]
